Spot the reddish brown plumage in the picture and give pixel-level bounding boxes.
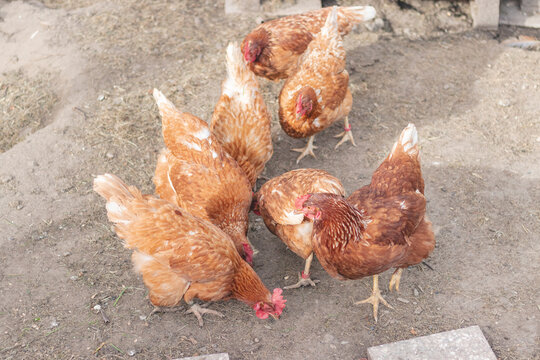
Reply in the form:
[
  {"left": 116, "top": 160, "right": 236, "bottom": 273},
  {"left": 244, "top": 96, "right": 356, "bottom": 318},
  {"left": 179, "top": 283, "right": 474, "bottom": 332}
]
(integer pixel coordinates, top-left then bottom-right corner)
[
  {"left": 93, "top": 174, "right": 285, "bottom": 319},
  {"left": 210, "top": 43, "right": 273, "bottom": 187},
  {"left": 241, "top": 6, "right": 376, "bottom": 80},
  {"left": 152, "top": 89, "right": 253, "bottom": 261},
  {"left": 278, "top": 7, "right": 353, "bottom": 139},
  {"left": 255, "top": 169, "right": 345, "bottom": 263},
  {"left": 297, "top": 124, "right": 435, "bottom": 281}
]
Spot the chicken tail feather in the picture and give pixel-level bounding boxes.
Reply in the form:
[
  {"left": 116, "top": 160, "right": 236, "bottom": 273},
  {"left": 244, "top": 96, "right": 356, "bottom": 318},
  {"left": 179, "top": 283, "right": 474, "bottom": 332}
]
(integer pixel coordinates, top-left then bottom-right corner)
[
  {"left": 390, "top": 123, "right": 419, "bottom": 158},
  {"left": 322, "top": 6, "right": 339, "bottom": 37},
  {"left": 225, "top": 42, "right": 250, "bottom": 83},
  {"left": 153, "top": 88, "right": 179, "bottom": 120},
  {"left": 93, "top": 173, "right": 142, "bottom": 226},
  {"left": 340, "top": 6, "right": 377, "bottom": 23}
]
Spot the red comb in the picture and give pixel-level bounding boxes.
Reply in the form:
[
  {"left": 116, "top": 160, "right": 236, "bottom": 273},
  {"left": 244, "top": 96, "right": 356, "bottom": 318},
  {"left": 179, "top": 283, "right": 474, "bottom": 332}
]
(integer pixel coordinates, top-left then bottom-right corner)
[
  {"left": 294, "top": 194, "right": 311, "bottom": 210},
  {"left": 272, "top": 288, "right": 286, "bottom": 315}
]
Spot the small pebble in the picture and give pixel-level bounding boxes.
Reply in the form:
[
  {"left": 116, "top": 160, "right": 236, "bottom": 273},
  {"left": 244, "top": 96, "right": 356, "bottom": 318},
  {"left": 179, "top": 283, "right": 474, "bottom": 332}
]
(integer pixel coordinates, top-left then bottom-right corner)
[
  {"left": 106, "top": 152, "right": 115, "bottom": 159},
  {"left": 127, "top": 349, "right": 136, "bottom": 357},
  {"left": 70, "top": 276, "right": 78, "bottom": 281},
  {"left": 397, "top": 297, "right": 410, "bottom": 304},
  {"left": 139, "top": 315, "right": 147, "bottom": 321},
  {"left": 93, "top": 304, "right": 101, "bottom": 311},
  {"left": 63, "top": 252, "right": 71, "bottom": 257},
  {"left": 98, "top": 94, "right": 105, "bottom": 101},
  {"left": 413, "top": 288, "right": 419, "bottom": 297},
  {"left": 414, "top": 307, "right": 423, "bottom": 315},
  {"left": 254, "top": 338, "right": 260, "bottom": 343},
  {"left": 365, "top": 18, "right": 384, "bottom": 32},
  {"left": 498, "top": 99, "right": 511, "bottom": 107},
  {"left": 50, "top": 319, "right": 58, "bottom": 328},
  {"left": 340, "top": 341, "right": 349, "bottom": 345}
]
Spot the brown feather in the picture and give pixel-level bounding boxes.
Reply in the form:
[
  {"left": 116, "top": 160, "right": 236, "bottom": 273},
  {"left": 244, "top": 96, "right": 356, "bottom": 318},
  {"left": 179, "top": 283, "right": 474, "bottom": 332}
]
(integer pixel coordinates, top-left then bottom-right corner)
[
  {"left": 241, "top": 6, "right": 375, "bottom": 80},
  {"left": 255, "top": 169, "right": 345, "bottom": 261},
  {"left": 94, "top": 174, "right": 273, "bottom": 310},
  {"left": 152, "top": 90, "right": 252, "bottom": 258}
]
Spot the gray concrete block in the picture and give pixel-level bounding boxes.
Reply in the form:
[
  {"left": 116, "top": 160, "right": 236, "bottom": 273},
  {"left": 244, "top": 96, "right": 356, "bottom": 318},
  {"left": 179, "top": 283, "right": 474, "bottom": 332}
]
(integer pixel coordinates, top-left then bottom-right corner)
[
  {"left": 173, "top": 353, "right": 229, "bottom": 360},
  {"left": 521, "top": 0, "right": 540, "bottom": 14},
  {"left": 471, "top": 0, "right": 500, "bottom": 29},
  {"left": 225, "top": 0, "right": 260, "bottom": 14},
  {"left": 500, "top": 0, "right": 540, "bottom": 28},
  {"left": 269, "top": 0, "right": 321, "bottom": 16},
  {"left": 367, "top": 325, "right": 496, "bottom": 360}
]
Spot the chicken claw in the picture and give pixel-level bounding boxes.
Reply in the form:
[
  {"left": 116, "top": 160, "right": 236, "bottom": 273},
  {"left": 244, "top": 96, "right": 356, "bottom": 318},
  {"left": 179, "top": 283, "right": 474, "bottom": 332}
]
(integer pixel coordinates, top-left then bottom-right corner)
[
  {"left": 186, "top": 303, "right": 224, "bottom": 327},
  {"left": 292, "top": 136, "right": 317, "bottom": 164},
  {"left": 284, "top": 271, "right": 320, "bottom": 289},
  {"left": 354, "top": 275, "right": 393, "bottom": 322},
  {"left": 334, "top": 117, "right": 357, "bottom": 149}
]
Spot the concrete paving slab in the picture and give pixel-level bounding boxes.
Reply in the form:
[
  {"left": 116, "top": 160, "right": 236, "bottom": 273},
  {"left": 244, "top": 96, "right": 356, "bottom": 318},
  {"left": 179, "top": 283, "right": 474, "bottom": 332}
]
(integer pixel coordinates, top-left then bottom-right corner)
[
  {"left": 173, "top": 353, "right": 229, "bottom": 360},
  {"left": 367, "top": 325, "right": 496, "bottom": 360}
]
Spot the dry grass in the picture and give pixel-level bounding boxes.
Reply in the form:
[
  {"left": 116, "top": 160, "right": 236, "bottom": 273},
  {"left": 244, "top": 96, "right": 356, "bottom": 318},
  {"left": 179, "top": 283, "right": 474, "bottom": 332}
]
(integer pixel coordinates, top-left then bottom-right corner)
[{"left": 0, "top": 70, "right": 58, "bottom": 153}]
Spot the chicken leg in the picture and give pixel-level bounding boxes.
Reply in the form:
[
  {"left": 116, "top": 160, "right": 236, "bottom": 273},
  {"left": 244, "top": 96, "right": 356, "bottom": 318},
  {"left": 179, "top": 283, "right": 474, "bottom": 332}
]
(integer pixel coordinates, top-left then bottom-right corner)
[
  {"left": 284, "top": 253, "right": 320, "bottom": 289},
  {"left": 388, "top": 268, "right": 403, "bottom": 292},
  {"left": 354, "top": 275, "right": 393, "bottom": 322},
  {"left": 292, "top": 136, "right": 317, "bottom": 164},
  {"left": 334, "top": 117, "right": 357, "bottom": 149}
]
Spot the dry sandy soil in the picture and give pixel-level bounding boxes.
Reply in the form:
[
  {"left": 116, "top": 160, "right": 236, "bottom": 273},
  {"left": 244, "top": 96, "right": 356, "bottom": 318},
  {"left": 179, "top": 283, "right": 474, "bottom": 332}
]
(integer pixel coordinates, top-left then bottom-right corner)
[{"left": 0, "top": 0, "right": 539, "bottom": 359}]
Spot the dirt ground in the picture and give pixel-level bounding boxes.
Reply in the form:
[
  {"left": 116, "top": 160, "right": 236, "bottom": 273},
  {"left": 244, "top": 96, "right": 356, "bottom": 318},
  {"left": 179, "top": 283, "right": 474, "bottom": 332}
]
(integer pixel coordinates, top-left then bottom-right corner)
[{"left": 0, "top": 0, "right": 539, "bottom": 359}]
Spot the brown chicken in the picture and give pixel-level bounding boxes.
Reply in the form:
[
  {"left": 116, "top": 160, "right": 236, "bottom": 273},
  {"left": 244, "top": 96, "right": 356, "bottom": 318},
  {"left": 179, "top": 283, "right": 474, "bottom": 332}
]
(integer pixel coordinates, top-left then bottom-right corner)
[
  {"left": 211, "top": 42, "right": 273, "bottom": 187},
  {"left": 242, "top": 5, "right": 376, "bottom": 80},
  {"left": 94, "top": 174, "right": 286, "bottom": 326},
  {"left": 253, "top": 169, "right": 345, "bottom": 289},
  {"left": 295, "top": 124, "right": 435, "bottom": 321},
  {"left": 152, "top": 89, "right": 254, "bottom": 263},
  {"left": 278, "top": 7, "right": 355, "bottom": 164}
]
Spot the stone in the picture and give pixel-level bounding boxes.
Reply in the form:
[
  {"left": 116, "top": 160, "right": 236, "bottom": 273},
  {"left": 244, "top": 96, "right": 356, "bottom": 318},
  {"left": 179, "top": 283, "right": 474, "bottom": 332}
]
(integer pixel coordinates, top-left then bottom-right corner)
[
  {"left": 270, "top": 0, "right": 321, "bottom": 16},
  {"left": 367, "top": 325, "right": 496, "bottom": 360},
  {"left": 173, "top": 354, "right": 229, "bottom": 360},
  {"left": 522, "top": 0, "right": 540, "bottom": 14},
  {"left": 500, "top": 0, "right": 540, "bottom": 28},
  {"left": 471, "top": 0, "right": 499, "bottom": 29},
  {"left": 225, "top": 0, "right": 259, "bottom": 14}
]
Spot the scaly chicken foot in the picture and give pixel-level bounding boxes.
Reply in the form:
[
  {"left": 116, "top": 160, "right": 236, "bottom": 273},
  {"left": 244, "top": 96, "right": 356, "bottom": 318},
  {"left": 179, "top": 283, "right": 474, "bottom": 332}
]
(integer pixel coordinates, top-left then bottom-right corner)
[
  {"left": 284, "top": 253, "right": 320, "bottom": 289},
  {"left": 292, "top": 136, "right": 318, "bottom": 164},
  {"left": 354, "top": 275, "right": 393, "bottom": 322},
  {"left": 186, "top": 303, "right": 225, "bottom": 327},
  {"left": 388, "top": 268, "right": 403, "bottom": 292},
  {"left": 283, "top": 272, "right": 320, "bottom": 289},
  {"left": 334, "top": 117, "right": 357, "bottom": 149}
]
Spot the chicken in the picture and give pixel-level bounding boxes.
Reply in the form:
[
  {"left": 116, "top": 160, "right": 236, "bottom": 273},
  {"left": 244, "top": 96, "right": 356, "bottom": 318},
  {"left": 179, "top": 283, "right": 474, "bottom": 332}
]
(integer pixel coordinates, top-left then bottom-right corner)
[
  {"left": 210, "top": 42, "right": 273, "bottom": 187},
  {"left": 278, "top": 7, "right": 355, "bottom": 164},
  {"left": 152, "top": 89, "right": 254, "bottom": 263},
  {"left": 253, "top": 169, "right": 345, "bottom": 289},
  {"left": 93, "top": 174, "right": 286, "bottom": 326},
  {"left": 295, "top": 124, "right": 435, "bottom": 321},
  {"left": 242, "top": 5, "right": 376, "bottom": 80}
]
